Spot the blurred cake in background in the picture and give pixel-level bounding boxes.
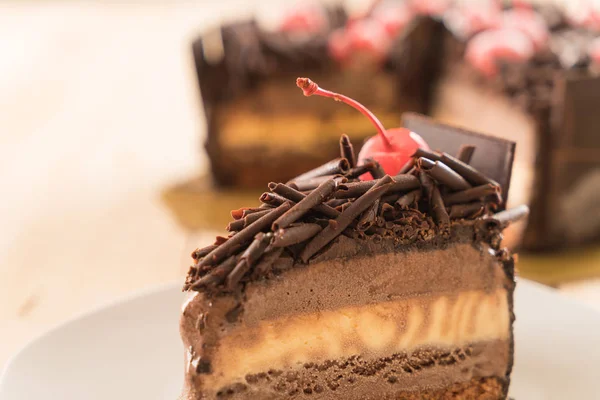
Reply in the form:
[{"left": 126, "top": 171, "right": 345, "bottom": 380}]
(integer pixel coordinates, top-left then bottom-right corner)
[{"left": 184, "top": 0, "right": 600, "bottom": 251}]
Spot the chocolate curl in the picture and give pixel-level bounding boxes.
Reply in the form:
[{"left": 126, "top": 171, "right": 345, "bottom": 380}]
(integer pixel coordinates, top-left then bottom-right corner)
[
  {"left": 430, "top": 185, "right": 450, "bottom": 225},
  {"left": 395, "top": 189, "right": 422, "bottom": 208},
  {"left": 326, "top": 198, "right": 348, "bottom": 207},
  {"left": 258, "top": 203, "right": 275, "bottom": 210},
  {"left": 443, "top": 184, "right": 501, "bottom": 206},
  {"left": 334, "top": 174, "right": 419, "bottom": 199},
  {"left": 214, "top": 236, "right": 229, "bottom": 245},
  {"left": 191, "top": 244, "right": 218, "bottom": 260},
  {"left": 456, "top": 145, "right": 476, "bottom": 164},
  {"left": 397, "top": 158, "right": 415, "bottom": 174},
  {"left": 418, "top": 170, "right": 435, "bottom": 202},
  {"left": 491, "top": 205, "right": 530, "bottom": 226},
  {"left": 230, "top": 208, "right": 247, "bottom": 220},
  {"left": 380, "top": 193, "right": 400, "bottom": 204},
  {"left": 226, "top": 232, "right": 273, "bottom": 289},
  {"left": 260, "top": 192, "right": 289, "bottom": 207},
  {"left": 357, "top": 199, "right": 380, "bottom": 231},
  {"left": 340, "top": 134, "right": 356, "bottom": 168},
  {"left": 227, "top": 209, "right": 272, "bottom": 232},
  {"left": 189, "top": 254, "right": 237, "bottom": 289},
  {"left": 272, "top": 223, "right": 323, "bottom": 247},
  {"left": 418, "top": 158, "right": 472, "bottom": 191},
  {"left": 336, "top": 202, "right": 353, "bottom": 212},
  {"left": 269, "top": 182, "right": 340, "bottom": 219},
  {"left": 300, "top": 175, "right": 394, "bottom": 262},
  {"left": 289, "top": 175, "right": 347, "bottom": 192},
  {"left": 273, "top": 178, "right": 338, "bottom": 230},
  {"left": 252, "top": 247, "right": 285, "bottom": 277},
  {"left": 288, "top": 158, "right": 350, "bottom": 183},
  {"left": 413, "top": 148, "right": 442, "bottom": 161},
  {"left": 345, "top": 162, "right": 375, "bottom": 179},
  {"left": 380, "top": 203, "right": 395, "bottom": 217},
  {"left": 365, "top": 158, "right": 386, "bottom": 179},
  {"left": 449, "top": 202, "right": 484, "bottom": 219},
  {"left": 241, "top": 207, "right": 267, "bottom": 218},
  {"left": 199, "top": 202, "right": 291, "bottom": 268},
  {"left": 440, "top": 153, "right": 500, "bottom": 187}
]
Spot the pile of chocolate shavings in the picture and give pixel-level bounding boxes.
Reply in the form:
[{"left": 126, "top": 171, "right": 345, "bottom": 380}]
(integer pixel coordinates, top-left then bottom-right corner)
[{"left": 184, "top": 135, "right": 528, "bottom": 294}]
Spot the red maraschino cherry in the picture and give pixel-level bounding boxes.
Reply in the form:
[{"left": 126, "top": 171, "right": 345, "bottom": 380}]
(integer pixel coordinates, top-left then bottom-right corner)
[{"left": 296, "top": 77, "right": 429, "bottom": 180}]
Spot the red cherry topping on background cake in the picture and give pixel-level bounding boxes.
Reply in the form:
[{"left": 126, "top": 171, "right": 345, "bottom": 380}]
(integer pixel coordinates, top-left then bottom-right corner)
[
  {"left": 328, "top": 19, "right": 391, "bottom": 64},
  {"left": 328, "top": 28, "right": 350, "bottom": 61},
  {"left": 296, "top": 77, "right": 429, "bottom": 180},
  {"left": 466, "top": 28, "right": 535, "bottom": 77},
  {"left": 588, "top": 37, "right": 600, "bottom": 65},
  {"left": 501, "top": 9, "right": 549, "bottom": 50},
  {"left": 279, "top": 3, "right": 327, "bottom": 34},
  {"left": 410, "top": 0, "right": 450, "bottom": 16},
  {"left": 464, "top": 1, "right": 502, "bottom": 35},
  {"left": 371, "top": 2, "right": 413, "bottom": 38}
]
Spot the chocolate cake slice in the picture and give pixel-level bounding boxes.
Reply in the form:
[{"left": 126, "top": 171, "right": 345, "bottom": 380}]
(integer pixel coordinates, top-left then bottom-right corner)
[
  {"left": 180, "top": 116, "right": 527, "bottom": 399},
  {"left": 189, "top": 1, "right": 600, "bottom": 250}
]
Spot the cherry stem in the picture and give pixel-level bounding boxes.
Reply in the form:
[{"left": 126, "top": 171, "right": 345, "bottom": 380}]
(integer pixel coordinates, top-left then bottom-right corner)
[{"left": 296, "top": 77, "right": 392, "bottom": 148}]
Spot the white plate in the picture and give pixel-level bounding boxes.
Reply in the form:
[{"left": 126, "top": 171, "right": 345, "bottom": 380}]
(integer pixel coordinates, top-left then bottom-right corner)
[{"left": 1, "top": 279, "right": 599, "bottom": 400}]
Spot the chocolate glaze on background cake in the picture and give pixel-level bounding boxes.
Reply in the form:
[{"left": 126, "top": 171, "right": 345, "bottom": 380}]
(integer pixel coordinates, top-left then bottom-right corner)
[
  {"left": 191, "top": 1, "right": 600, "bottom": 251},
  {"left": 180, "top": 94, "right": 528, "bottom": 398}
]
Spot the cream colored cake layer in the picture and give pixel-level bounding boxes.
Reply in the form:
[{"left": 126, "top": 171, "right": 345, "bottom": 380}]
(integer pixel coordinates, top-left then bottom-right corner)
[{"left": 203, "top": 288, "right": 509, "bottom": 390}]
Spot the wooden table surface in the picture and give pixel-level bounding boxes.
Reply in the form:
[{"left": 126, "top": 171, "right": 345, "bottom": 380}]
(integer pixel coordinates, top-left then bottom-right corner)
[{"left": 1, "top": 0, "right": 600, "bottom": 371}]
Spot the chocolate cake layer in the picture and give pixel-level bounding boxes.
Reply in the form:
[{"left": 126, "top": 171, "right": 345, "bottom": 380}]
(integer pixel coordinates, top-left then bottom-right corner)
[
  {"left": 180, "top": 234, "right": 514, "bottom": 398},
  {"left": 186, "top": 347, "right": 507, "bottom": 400}
]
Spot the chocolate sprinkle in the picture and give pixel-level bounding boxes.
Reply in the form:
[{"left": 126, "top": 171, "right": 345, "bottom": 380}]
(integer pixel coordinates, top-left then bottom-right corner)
[
  {"left": 413, "top": 148, "right": 442, "bottom": 161},
  {"left": 300, "top": 175, "right": 395, "bottom": 262},
  {"left": 227, "top": 209, "right": 272, "bottom": 232},
  {"left": 418, "top": 158, "right": 472, "bottom": 191},
  {"left": 226, "top": 232, "right": 273, "bottom": 289},
  {"left": 340, "top": 134, "right": 356, "bottom": 168},
  {"left": 334, "top": 174, "right": 420, "bottom": 199},
  {"left": 289, "top": 175, "right": 346, "bottom": 192},
  {"left": 289, "top": 158, "right": 350, "bottom": 183},
  {"left": 440, "top": 153, "right": 500, "bottom": 188},
  {"left": 241, "top": 207, "right": 268, "bottom": 218},
  {"left": 198, "top": 202, "right": 291, "bottom": 268},
  {"left": 192, "top": 244, "right": 218, "bottom": 260},
  {"left": 365, "top": 158, "right": 386, "bottom": 179},
  {"left": 260, "top": 192, "right": 290, "bottom": 207},
  {"left": 345, "top": 162, "right": 375, "bottom": 179},
  {"left": 273, "top": 223, "right": 323, "bottom": 247},
  {"left": 449, "top": 202, "right": 484, "bottom": 219},
  {"left": 273, "top": 178, "right": 339, "bottom": 230},
  {"left": 252, "top": 247, "right": 285, "bottom": 277},
  {"left": 430, "top": 185, "right": 450, "bottom": 225},
  {"left": 190, "top": 254, "right": 238, "bottom": 289},
  {"left": 357, "top": 198, "right": 380, "bottom": 231},
  {"left": 269, "top": 182, "right": 340, "bottom": 219},
  {"left": 444, "top": 184, "right": 500, "bottom": 206},
  {"left": 395, "top": 189, "right": 422, "bottom": 209}
]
